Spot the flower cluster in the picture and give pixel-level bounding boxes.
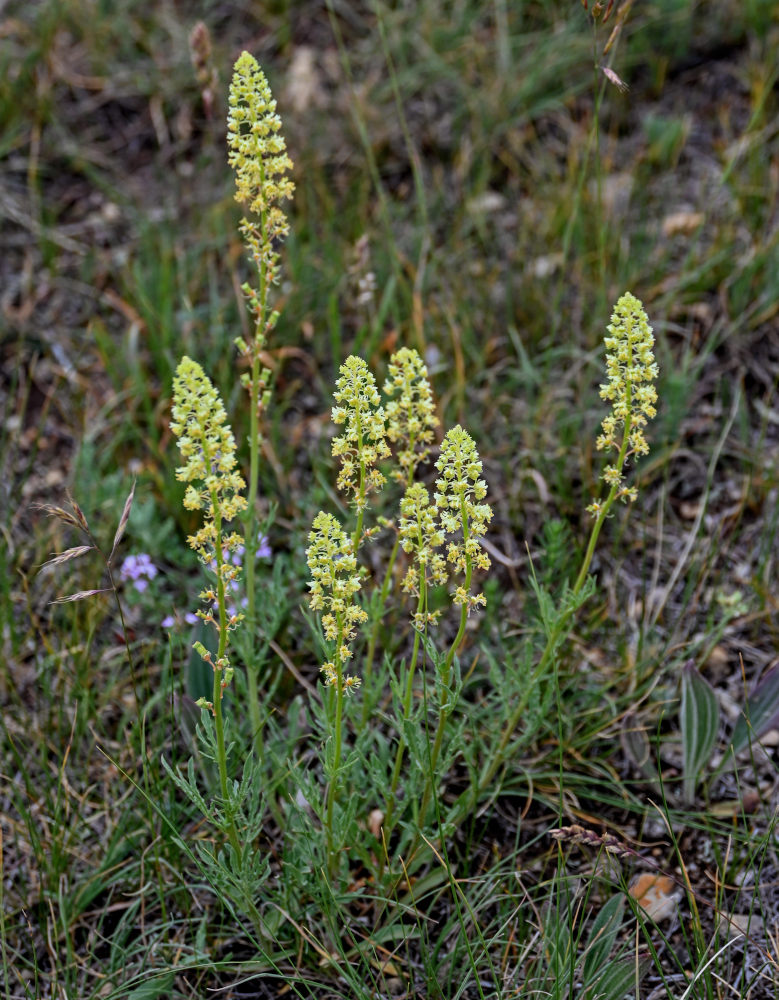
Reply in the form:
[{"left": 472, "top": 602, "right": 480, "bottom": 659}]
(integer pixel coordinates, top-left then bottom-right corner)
[
  {"left": 171, "top": 357, "right": 247, "bottom": 559},
  {"left": 383, "top": 348, "right": 439, "bottom": 482},
  {"left": 398, "top": 482, "right": 447, "bottom": 604},
  {"left": 227, "top": 51, "right": 294, "bottom": 309},
  {"left": 306, "top": 512, "right": 367, "bottom": 692},
  {"left": 434, "top": 425, "right": 492, "bottom": 611},
  {"left": 587, "top": 292, "right": 658, "bottom": 512},
  {"left": 331, "top": 356, "right": 391, "bottom": 507},
  {"left": 119, "top": 553, "right": 158, "bottom": 593}
]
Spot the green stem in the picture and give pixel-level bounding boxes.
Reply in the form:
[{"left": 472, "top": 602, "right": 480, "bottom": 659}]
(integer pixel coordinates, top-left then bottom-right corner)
[
  {"left": 382, "top": 591, "right": 424, "bottom": 834},
  {"left": 244, "top": 346, "right": 264, "bottom": 755},
  {"left": 209, "top": 489, "right": 242, "bottom": 858},
  {"left": 325, "top": 618, "right": 346, "bottom": 880},
  {"left": 360, "top": 532, "right": 401, "bottom": 727},
  {"left": 243, "top": 156, "right": 272, "bottom": 756},
  {"left": 416, "top": 498, "right": 472, "bottom": 827},
  {"left": 478, "top": 418, "right": 635, "bottom": 799}
]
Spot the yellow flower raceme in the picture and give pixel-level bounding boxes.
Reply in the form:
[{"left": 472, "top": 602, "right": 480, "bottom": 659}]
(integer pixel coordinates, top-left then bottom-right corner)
[
  {"left": 383, "top": 347, "right": 439, "bottom": 483},
  {"left": 228, "top": 51, "right": 294, "bottom": 230},
  {"left": 227, "top": 51, "right": 294, "bottom": 341},
  {"left": 587, "top": 292, "right": 658, "bottom": 512},
  {"left": 171, "top": 357, "right": 247, "bottom": 563},
  {"left": 434, "top": 425, "right": 492, "bottom": 611},
  {"left": 306, "top": 511, "right": 367, "bottom": 693},
  {"left": 331, "top": 356, "right": 390, "bottom": 508},
  {"left": 398, "top": 482, "right": 448, "bottom": 599}
]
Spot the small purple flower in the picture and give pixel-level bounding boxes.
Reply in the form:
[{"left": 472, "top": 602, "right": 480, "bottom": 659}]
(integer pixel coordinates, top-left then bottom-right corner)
[
  {"left": 162, "top": 611, "right": 199, "bottom": 629},
  {"left": 207, "top": 534, "right": 270, "bottom": 572},
  {"left": 119, "top": 553, "right": 158, "bottom": 593}
]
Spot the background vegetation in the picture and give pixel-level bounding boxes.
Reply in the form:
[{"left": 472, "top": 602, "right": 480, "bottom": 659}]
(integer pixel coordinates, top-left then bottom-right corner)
[{"left": 2, "top": 0, "right": 778, "bottom": 997}]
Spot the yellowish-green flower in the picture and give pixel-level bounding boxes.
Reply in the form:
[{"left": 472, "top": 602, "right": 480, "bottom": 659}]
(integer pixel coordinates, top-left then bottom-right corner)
[
  {"left": 306, "top": 511, "right": 368, "bottom": 692},
  {"left": 434, "top": 426, "right": 492, "bottom": 610},
  {"left": 398, "top": 482, "right": 447, "bottom": 599},
  {"left": 383, "top": 348, "right": 439, "bottom": 483},
  {"left": 228, "top": 51, "right": 294, "bottom": 236},
  {"left": 227, "top": 51, "right": 294, "bottom": 359},
  {"left": 331, "top": 356, "right": 391, "bottom": 508},
  {"left": 587, "top": 292, "right": 658, "bottom": 512},
  {"left": 171, "top": 356, "right": 247, "bottom": 562}
]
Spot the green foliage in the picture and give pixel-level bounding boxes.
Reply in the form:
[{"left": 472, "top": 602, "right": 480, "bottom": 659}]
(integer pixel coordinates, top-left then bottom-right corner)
[
  {"left": 6, "top": 0, "right": 779, "bottom": 996},
  {"left": 730, "top": 664, "right": 779, "bottom": 756},
  {"left": 680, "top": 659, "right": 720, "bottom": 804}
]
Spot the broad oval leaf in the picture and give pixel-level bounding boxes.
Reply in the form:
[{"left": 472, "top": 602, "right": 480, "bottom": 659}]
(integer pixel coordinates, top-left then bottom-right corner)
[
  {"left": 730, "top": 664, "right": 779, "bottom": 756},
  {"left": 680, "top": 659, "right": 719, "bottom": 804}
]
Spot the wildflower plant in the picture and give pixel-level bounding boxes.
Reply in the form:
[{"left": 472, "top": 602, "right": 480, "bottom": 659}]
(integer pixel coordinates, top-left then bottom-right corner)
[
  {"left": 306, "top": 348, "right": 494, "bottom": 874},
  {"left": 577, "top": 292, "right": 657, "bottom": 590},
  {"left": 227, "top": 51, "right": 293, "bottom": 746},
  {"left": 156, "top": 39, "right": 661, "bottom": 965},
  {"left": 170, "top": 356, "right": 246, "bottom": 846},
  {"left": 476, "top": 292, "right": 658, "bottom": 801}
]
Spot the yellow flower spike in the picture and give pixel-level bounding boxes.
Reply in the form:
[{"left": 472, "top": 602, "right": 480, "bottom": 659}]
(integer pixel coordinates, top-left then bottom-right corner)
[
  {"left": 383, "top": 347, "right": 439, "bottom": 483},
  {"left": 331, "top": 356, "right": 391, "bottom": 510},
  {"left": 171, "top": 356, "right": 247, "bottom": 562},
  {"left": 228, "top": 52, "right": 294, "bottom": 227},
  {"left": 306, "top": 511, "right": 368, "bottom": 693},
  {"left": 586, "top": 292, "right": 658, "bottom": 513},
  {"left": 434, "top": 425, "right": 492, "bottom": 594},
  {"left": 398, "top": 482, "right": 447, "bottom": 598}
]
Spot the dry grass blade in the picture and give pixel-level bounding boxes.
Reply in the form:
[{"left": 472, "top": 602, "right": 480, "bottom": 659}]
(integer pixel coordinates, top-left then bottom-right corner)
[{"left": 109, "top": 480, "right": 136, "bottom": 565}]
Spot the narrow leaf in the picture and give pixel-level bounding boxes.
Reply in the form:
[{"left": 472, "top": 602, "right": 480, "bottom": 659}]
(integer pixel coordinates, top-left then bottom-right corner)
[
  {"left": 109, "top": 479, "right": 136, "bottom": 563},
  {"left": 587, "top": 955, "right": 650, "bottom": 1000},
  {"left": 582, "top": 894, "right": 624, "bottom": 982},
  {"left": 50, "top": 588, "right": 112, "bottom": 604},
  {"left": 125, "top": 971, "right": 175, "bottom": 999},
  {"left": 42, "top": 545, "right": 94, "bottom": 568},
  {"left": 680, "top": 659, "right": 719, "bottom": 804},
  {"left": 730, "top": 663, "right": 779, "bottom": 755}
]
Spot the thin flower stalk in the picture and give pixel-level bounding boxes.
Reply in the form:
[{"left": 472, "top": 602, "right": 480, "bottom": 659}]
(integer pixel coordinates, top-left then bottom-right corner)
[
  {"left": 575, "top": 291, "right": 657, "bottom": 591},
  {"left": 382, "top": 481, "right": 447, "bottom": 838},
  {"left": 171, "top": 356, "right": 247, "bottom": 855},
  {"left": 227, "top": 52, "right": 293, "bottom": 749},
  {"left": 306, "top": 511, "right": 368, "bottom": 874},
  {"left": 417, "top": 426, "right": 491, "bottom": 826},
  {"left": 479, "top": 293, "right": 657, "bottom": 797}
]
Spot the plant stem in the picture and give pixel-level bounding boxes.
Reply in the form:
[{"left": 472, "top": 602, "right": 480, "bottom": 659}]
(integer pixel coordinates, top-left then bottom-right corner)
[
  {"left": 478, "top": 420, "right": 634, "bottom": 799},
  {"left": 243, "top": 155, "right": 271, "bottom": 757},
  {"left": 244, "top": 344, "right": 264, "bottom": 755},
  {"left": 382, "top": 592, "right": 423, "bottom": 838},
  {"left": 325, "top": 617, "right": 346, "bottom": 880},
  {"left": 361, "top": 532, "right": 401, "bottom": 727},
  {"left": 209, "top": 486, "right": 242, "bottom": 858},
  {"left": 416, "top": 497, "right": 472, "bottom": 827}
]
